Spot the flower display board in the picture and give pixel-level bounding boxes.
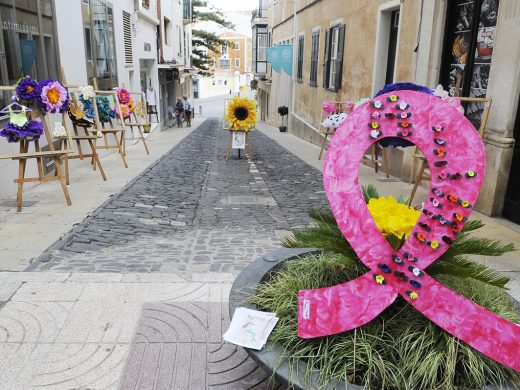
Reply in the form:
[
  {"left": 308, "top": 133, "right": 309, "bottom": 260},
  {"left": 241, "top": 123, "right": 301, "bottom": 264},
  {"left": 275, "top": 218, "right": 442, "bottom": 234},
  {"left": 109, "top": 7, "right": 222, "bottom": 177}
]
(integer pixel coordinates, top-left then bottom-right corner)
[
  {"left": 223, "top": 97, "right": 256, "bottom": 160},
  {"left": 298, "top": 90, "right": 520, "bottom": 372}
]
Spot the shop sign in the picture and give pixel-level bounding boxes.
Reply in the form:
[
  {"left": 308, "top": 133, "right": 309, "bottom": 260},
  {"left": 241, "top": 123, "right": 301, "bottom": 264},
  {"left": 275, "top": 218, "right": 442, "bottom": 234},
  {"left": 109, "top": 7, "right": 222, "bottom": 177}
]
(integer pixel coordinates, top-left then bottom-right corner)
[{"left": 2, "top": 21, "right": 39, "bottom": 34}]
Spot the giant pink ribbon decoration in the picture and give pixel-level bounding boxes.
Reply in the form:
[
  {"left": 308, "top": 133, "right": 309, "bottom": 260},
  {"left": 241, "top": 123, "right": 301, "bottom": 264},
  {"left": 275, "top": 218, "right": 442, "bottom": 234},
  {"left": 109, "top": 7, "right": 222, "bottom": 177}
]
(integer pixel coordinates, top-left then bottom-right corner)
[{"left": 298, "top": 90, "right": 520, "bottom": 372}]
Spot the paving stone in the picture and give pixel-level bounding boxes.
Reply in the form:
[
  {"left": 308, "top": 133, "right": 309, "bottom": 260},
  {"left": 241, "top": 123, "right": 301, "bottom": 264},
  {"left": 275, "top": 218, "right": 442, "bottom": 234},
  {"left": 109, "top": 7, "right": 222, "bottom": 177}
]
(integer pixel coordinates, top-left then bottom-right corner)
[{"left": 120, "top": 302, "right": 280, "bottom": 389}]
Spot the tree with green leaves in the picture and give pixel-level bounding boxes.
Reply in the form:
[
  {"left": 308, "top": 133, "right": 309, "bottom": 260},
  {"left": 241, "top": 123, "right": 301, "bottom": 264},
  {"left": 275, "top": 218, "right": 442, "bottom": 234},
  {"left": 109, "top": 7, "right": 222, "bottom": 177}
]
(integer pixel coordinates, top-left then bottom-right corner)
[{"left": 191, "top": 0, "right": 235, "bottom": 75}]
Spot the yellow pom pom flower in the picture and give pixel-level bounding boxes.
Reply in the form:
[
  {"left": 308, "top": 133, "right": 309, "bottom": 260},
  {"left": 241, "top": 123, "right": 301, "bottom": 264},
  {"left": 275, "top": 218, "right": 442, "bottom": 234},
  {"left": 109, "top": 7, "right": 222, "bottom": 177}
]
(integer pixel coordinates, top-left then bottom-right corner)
[
  {"left": 225, "top": 97, "right": 257, "bottom": 131},
  {"left": 367, "top": 195, "right": 421, "bottom": 240}
]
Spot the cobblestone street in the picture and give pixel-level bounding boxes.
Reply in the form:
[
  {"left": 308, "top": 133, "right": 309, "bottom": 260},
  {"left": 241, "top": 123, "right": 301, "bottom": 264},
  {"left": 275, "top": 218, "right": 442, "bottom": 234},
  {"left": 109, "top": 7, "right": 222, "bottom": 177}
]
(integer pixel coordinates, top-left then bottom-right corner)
[
  {"left": 28, "top": 118, "right": 328, "bottom": 275},
  {"left": 2, "top": 118, "right": 330, "bottom": 389}
]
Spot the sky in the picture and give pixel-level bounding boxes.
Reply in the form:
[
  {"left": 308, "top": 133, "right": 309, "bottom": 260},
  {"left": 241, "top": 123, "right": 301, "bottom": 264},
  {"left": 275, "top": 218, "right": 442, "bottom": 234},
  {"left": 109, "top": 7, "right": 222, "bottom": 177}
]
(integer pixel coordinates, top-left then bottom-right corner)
[{"left": 196, "top": 0, "right": 258, "bottom": 37}]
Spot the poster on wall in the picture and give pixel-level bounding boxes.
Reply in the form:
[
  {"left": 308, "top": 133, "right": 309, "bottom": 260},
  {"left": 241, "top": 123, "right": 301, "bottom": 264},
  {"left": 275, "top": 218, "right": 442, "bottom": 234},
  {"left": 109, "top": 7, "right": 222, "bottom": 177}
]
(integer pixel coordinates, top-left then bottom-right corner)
[{"left": 232, "top": 132, "right": 246, "bottom": 149}]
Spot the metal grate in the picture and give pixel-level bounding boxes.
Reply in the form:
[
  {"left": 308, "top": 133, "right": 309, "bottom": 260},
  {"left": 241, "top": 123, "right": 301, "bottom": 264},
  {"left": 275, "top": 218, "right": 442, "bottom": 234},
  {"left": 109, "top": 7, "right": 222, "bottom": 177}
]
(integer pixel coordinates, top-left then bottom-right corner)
[{"left": 123, "top": 11, "right": 133, "bottom": 66}]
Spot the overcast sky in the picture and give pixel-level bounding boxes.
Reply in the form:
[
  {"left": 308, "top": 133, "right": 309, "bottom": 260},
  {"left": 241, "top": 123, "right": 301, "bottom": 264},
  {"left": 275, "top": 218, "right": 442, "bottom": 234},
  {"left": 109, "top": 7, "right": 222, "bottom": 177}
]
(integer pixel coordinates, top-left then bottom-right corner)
[{"left": 198, "top": 0, "right": 257, "bottom": 37}]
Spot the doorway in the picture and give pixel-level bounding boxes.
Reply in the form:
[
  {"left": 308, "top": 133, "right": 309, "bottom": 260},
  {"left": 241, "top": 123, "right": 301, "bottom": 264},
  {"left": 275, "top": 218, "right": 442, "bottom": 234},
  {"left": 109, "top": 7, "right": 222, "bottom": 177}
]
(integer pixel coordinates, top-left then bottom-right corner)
[
  {"left": 385, "top": 10, "right": 399, "bottom": 84},
  {"left": 371, "top": 1, "right": 401, "bottom": 95},
  {"left": 503, "top": 95, "right": 520, "bottom": 223}
]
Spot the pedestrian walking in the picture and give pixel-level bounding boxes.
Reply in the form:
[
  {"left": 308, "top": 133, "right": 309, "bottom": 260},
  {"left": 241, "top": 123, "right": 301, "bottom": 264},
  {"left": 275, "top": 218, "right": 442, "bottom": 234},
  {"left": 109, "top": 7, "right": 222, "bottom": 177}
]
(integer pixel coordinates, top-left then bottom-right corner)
[
  {"left": 183, "top": 95, "right": 192, "bottom": 127},
  {"left": 175, "top": 98, "right": 184, "bottom": 128}
]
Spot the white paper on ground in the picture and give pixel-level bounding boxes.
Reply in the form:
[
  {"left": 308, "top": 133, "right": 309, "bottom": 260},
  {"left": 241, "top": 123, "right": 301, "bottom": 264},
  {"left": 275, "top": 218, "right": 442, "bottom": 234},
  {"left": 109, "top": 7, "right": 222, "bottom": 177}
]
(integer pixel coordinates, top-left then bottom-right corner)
[{"left": 223, "top": 307, "right": 279, "bottom": 350}]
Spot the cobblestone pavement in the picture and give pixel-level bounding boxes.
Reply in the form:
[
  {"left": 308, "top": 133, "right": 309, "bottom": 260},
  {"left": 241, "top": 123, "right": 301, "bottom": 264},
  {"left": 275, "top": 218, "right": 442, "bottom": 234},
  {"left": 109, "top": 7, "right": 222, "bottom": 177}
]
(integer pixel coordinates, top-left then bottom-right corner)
[
  {"left": 10, "top": 118, "right": 330, "bottom": 389},
  {"left": 27, "top": 119, "right": 329, "bottom": 274}
]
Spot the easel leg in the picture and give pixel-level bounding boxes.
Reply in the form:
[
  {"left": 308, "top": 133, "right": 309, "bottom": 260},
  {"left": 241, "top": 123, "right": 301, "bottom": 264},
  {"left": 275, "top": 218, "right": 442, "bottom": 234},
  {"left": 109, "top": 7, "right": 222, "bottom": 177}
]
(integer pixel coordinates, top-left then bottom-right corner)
[
  {"left": 409, "top": 159, "right": 427, "bottom": 207},
  {"left": 372, "top": 144, "right": 379, "bottom": 173},
  {"left": 382, "top": 147, "right": 390, "bottom": 178},
  {"left": 16, "top": 160, "right": 27, "bottom": 212},
  {"left": 114, "top": 132, "right": 128, "bottom": 168},
  {"left": 33, "top": 140, "right": 44, "bottom": 181},
  {"left": 138, "top": 126, "right": 150, "bottom": 154},
  {"left": 88, "top": 139, "right": 107, "bottom": 181},
  {"left": 318, "top": 133, "right": 329, "bottom": 160},
  {"left": 53, "top": 155, "right": 72, "bottom": 206},
  {"left": 16, "top": 142, "right": 29, "bottom": 212},
  {"left": 63, "top": 140, "right": 70, "bottom": 185},
  {"left": 225, "top": 132, "right": 232, "bottom": 160},
  {"left": 246, "top": 133, "right": 253, "bottom": 159}
]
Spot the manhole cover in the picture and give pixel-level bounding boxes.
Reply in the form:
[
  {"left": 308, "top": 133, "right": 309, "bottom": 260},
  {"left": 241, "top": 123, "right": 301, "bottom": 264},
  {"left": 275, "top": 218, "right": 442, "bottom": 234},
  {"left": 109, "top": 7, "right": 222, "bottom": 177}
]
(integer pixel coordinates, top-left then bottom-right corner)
[
  {"left": 220, "top": 196, "right": 277, "bottom": 206},
  {"left": 0, "top": 200, "right": 38, "bottom": 207}
]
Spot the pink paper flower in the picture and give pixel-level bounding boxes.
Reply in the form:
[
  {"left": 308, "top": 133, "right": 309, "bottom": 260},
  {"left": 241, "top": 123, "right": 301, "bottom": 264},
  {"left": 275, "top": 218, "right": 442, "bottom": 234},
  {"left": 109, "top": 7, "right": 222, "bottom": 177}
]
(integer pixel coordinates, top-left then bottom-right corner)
[
  {"left": 322, "top": 101, "right": 336, "bottom": 115},
  {"left": 117, "top": 88, "right": 131, "bottom": 104}
]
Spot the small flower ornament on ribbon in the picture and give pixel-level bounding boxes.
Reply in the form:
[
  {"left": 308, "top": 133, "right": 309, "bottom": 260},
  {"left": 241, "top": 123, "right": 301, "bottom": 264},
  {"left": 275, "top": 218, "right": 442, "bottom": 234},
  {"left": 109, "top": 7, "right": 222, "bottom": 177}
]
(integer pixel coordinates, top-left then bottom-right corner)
[{"left": 298, "top": 89, "right": 520, "bottom": 372}]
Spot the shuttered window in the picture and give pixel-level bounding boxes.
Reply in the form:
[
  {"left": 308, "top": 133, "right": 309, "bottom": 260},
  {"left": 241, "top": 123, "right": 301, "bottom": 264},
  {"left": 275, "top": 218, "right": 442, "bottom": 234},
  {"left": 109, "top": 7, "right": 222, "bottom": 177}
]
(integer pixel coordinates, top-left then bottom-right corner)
[
  {"left": 297, "top": 35, "right": 304, "bottom": 83},
  {"left": 123, "top": 11, "right": 133, "bottom": 66},
  {"left": 323, "top": 24, "right": 345, "bottom": 92},
  {"left": 309, "top": 30, "right": 319, "bottom": 87}
]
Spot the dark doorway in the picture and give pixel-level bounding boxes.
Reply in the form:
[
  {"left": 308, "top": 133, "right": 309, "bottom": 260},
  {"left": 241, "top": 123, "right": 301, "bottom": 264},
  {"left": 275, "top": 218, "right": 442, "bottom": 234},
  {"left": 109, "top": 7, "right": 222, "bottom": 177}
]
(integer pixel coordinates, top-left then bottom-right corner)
[
  {"left": 503, "top": 95, "right": 520, "bottom": 223},
  {"left": 385, "top": 10, "right": 399, "bottom": 85}
]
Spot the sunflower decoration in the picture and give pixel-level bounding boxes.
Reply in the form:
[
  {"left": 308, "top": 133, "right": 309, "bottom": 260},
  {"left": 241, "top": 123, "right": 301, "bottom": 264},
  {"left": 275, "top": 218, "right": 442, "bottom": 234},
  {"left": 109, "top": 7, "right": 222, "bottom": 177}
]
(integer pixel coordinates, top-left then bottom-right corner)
[{"left": 226, "top": 97, "right": 256, "bottom": 131}]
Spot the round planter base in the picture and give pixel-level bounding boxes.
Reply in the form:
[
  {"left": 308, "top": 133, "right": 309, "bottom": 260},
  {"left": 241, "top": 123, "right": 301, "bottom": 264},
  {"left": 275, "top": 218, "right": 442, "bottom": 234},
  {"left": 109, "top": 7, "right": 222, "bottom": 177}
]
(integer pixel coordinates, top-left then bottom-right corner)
[{"left": 229, "top": 248, "right": 511, "bottom": 390}]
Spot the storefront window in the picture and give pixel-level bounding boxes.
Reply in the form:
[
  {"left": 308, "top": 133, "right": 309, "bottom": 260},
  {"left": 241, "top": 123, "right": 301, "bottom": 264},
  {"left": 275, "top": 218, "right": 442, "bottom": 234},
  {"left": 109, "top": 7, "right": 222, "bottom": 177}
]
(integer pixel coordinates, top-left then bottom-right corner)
[
  {"left": 82, "top": 0, "right": 117, "bottom": 90},
  {"left": 440, "top": 0, "right": 499, "bottom": 129},
  {"left": 0, "top": 0, "right": 59, "bottom": 85}
]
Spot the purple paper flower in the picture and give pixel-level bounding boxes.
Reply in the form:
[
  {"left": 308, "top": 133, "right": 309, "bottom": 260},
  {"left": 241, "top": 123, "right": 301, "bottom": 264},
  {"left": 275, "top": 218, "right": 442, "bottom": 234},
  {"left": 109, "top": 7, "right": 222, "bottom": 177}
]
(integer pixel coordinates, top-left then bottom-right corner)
[
  {"left": 0, "top": 120, "right": 43, "bottom": 143},
  {"left": 35, "top": 80, "right": 70, "bottom": 113},
  {"left": 374, "top": 82, "right": 434, "bottom": 97},
  {"left": 15, "top": 76, "right": 38, "bottom": 101}
]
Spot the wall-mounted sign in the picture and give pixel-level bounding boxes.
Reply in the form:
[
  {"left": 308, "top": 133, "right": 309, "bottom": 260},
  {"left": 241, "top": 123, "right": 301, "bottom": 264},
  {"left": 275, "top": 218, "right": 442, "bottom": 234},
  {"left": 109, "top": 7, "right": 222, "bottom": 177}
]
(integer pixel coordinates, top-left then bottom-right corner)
[
  {"left": 2, "top": 21, "right": 39, "bottom": 34},
  {"left": 144, "top": 42, "right": 151, "bottom": 52}
]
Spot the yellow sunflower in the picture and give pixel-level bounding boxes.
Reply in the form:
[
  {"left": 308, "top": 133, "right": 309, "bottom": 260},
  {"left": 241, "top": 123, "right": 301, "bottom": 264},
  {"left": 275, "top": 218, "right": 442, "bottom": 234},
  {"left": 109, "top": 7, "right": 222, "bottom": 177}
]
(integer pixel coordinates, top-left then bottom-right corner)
[{"left": 225, "top": 97, "right": 256, "bottom": 131}]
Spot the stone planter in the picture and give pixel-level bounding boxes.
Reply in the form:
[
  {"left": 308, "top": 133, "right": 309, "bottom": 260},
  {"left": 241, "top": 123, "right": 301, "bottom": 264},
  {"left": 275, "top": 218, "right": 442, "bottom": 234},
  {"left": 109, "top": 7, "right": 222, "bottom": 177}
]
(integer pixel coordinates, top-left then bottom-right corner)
[{"left": 229, "top": 248, "right": 512, "bottom": 390}]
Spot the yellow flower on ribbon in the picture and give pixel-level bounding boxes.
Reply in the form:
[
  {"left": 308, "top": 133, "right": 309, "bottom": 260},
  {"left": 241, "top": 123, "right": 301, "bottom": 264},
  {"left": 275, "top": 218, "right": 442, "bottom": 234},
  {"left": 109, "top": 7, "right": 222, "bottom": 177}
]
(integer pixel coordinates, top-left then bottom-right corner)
[
  {"left": 409, "top": 291, "right": 418, "bottom": 300},
  {"left": 389, "top": 95, "right": 398, "bottom": 102},
  {"left": 461, "top": 200, "right": 470, "bottom": 208},
  {"left": 367, "top": 195, "right": 420, "bottom": 240},
  {"left": 430, "top": 240, "right": 440, "bottom": 249},
  {"left": 225, "top": 97, "right": 257, "bottom": 131},
  {"left": 375, "top": 275, "right": 385, "bottom": 285}
]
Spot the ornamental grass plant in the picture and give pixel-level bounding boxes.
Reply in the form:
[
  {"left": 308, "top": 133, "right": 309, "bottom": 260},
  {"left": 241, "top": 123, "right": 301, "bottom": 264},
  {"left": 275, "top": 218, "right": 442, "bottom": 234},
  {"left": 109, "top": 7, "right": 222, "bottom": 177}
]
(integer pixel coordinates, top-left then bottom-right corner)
[{"left": 249, "top": 186, "right": 520, "bottom": 390}]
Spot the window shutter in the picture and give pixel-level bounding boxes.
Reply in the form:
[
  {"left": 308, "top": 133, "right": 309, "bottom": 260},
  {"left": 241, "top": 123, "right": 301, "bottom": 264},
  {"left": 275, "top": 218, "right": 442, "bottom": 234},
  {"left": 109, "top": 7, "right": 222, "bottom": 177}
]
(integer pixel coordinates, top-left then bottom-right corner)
[
  {"left": 334, "top": 24, "right": 345, "bottom": 91},
  {"left": 322, "top": 28, "right": 330, "bottom": 89},
  {"left": 123, "top": 11, "right": 133, "bottom": 66}
]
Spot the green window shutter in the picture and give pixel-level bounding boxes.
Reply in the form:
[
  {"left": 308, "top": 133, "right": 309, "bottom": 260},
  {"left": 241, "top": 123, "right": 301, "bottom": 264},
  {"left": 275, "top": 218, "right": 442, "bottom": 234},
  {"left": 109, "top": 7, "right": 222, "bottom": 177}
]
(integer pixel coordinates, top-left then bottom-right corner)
[
  {"left": 334, "top": 24, "right": 346, "bottom": 92},
  {"left": 322, "top": 28, "right": 330, "bottom": 89}
]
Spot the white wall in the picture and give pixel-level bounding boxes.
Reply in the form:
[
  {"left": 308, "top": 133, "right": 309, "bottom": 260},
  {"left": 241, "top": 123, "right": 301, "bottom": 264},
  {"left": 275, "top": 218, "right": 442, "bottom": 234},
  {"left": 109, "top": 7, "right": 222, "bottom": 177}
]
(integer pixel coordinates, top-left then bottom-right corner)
[{"left": 55, "top": 0, "right": 88, "bottom": 85}]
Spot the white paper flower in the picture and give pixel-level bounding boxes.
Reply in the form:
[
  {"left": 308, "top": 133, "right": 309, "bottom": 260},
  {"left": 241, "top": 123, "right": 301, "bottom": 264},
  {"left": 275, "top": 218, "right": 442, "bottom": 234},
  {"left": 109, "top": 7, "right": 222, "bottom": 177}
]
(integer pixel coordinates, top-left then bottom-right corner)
[
  {"left": 432, "top": 84, "right": 449, "bottom": 100},
  {"left": 78, "top": 85, "right": 95, "bottom": 100},
  {"left": 370, "top": 130, "right": 381, "bottom": 138},
  {"left": 96, "top": 130, "right": 103, "bottom": 137},
  {"left": 321, "top": 113, "right": 348, "bottom": 129},
  {"left": 53, "top": 122, "right": 67, "bottom": 138}
]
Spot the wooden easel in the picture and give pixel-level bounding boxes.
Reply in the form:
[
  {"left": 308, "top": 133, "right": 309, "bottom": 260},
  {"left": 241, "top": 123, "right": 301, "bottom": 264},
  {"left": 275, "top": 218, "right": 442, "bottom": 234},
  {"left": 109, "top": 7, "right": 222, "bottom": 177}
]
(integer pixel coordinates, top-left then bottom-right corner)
[
  {"left": 91, "top": 78, "right": 128, "bottom": 168},
  {"left": 123, "top": 91, "right": 150, "bottom": 155},
  {"left": 408, "top": 97, "right": 492, "bottom": 206},
  {"left": 0, "top": 86, "right": 74, "bottom": 211},
  {"left": 225, "top": 130, "right": 254, "bottom": 160},
  {"left": 61, "top": 88, "right": 107, "bottom": 183},
  {"left": 59, "top": 70, "right": 107, "bottom": 183},
  {"left": 318, "top": 101, "right": 389, "bottom": 176}
]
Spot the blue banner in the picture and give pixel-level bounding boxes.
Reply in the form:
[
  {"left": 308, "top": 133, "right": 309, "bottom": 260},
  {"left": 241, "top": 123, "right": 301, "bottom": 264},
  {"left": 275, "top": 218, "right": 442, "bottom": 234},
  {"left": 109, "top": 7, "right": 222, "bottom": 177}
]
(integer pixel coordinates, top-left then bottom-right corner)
[
  {"left": 267, "top": 45, "right": 293, "bottom": 76},
  {"left": 19, "top": 39, "right": 37, "bottom": 75}
]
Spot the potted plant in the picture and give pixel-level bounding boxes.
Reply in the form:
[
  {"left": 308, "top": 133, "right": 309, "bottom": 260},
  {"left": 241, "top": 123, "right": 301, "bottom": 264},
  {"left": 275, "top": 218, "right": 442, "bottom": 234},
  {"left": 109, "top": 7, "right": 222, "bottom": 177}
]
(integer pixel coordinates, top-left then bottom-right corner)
[
  {"left": 277, "top": 105, "right": 288, "bottom": 132},
  {"left": 230, "top": 186, "right": 520, "bottom": 390}
]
